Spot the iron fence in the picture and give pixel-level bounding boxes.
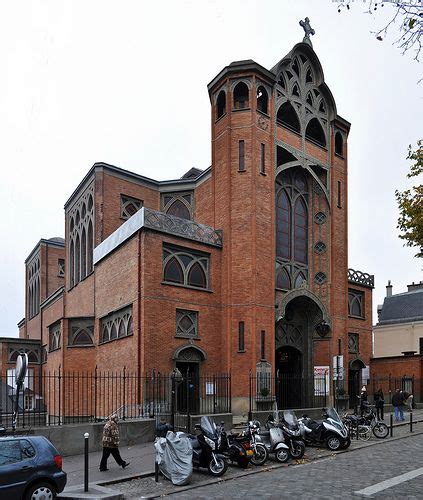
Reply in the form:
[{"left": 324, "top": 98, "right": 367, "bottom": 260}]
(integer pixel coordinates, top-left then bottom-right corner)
[
  {"left": 249, "top": 371, "right": 329, "bottom": 416},
  {"left": 0, "top": 369, "right": 231, "bottom": 430}
]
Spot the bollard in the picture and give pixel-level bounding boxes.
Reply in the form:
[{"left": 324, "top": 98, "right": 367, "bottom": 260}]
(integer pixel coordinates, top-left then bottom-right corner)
[
  {"left": 390, "top": 413, "right": 393, "bottom": 438},
  {"left": 410, "top": 411, "right": 413, "bottom": 433},
  {"left": 155, "top": 460, "right": 159, "bottom": 482},
  {"left": 84, "top": 432, "right": 89, "bottom": 492}
]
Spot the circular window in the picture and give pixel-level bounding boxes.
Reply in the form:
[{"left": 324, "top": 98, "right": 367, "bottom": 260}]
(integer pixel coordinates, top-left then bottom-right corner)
[
  {"left": 314, "top": 241, "right": 327, "bottom": 254},
  {"left": 314, "top": 211, "right": 327, "bottom": 224},
  {"left": 314, "top": 272, "right": 327, "bottom": 285}
]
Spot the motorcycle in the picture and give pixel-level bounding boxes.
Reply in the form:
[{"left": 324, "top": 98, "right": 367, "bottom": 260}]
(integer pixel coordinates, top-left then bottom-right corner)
[
  {"left": 298, "top": 407, "right": 350, "bottom": 451},
  {"left": 361, "top": 403, "right": 389, "bottom": 439},
  {"left": 281, "top": 410, "right": 306, "bottom": 459},
  {"left": 243, "top": 420, "right": 269, "bottom": 466},
  {"left": 342, "top": 413, "right": 372, "bottom": 441},
  {"left": 187, "top": 416, "right": 228, "bottom": 477},
  {"left": 217, "top": 421, "right": 254, "bottom": 468},
  {"left": 255, "top": 417, "right": 291, "bottom": 463}
]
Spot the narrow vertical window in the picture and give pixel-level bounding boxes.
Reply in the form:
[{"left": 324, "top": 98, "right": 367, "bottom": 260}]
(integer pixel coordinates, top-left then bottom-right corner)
[
  {"left": 238, "top": 322, "right": 245, "bottom": 352},
  {"left": 239, "top": 140, "right": 245, "bottom": 171},
  {"left": 260, "top": 143, "right": 265, "bottom": 174},
  {"left": 261, "top": 330, "right": 265, "bottom": 360},
  {"left": 337, "top": 181, "right": 342, "bottom": 208}
]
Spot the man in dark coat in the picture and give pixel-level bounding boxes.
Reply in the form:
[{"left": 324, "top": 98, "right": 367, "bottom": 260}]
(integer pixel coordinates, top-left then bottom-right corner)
[
  {"left": 373, "top": 388, "right": 384, "bottom": 420},
  {"left": 99, "top": 415, "right": 130, "bottom": 471},
  {"left": 391, "top": 389, "right": 405, "bottom": 422}
]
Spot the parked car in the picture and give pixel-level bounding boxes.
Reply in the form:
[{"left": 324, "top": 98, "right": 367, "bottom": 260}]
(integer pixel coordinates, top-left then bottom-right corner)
[{"left": 0, "top": 435, "right": 67, "bottom": 500}]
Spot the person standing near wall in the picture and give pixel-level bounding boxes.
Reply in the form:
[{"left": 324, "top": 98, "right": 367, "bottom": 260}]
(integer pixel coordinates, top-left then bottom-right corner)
[
  {"left": 99, "top": 415, "right": 130, "bottom": 471},
  {"left": 373, "top": 388, "right": 384, "bottom": 421},
  {"left": 391, "top": 389, "right": 405, "bottom": 422}
]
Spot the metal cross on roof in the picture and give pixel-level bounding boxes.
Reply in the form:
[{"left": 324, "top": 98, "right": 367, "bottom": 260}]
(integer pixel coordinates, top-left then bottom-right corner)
[{"left": 299, "top": 17, "right": 315, "bottom": 46}]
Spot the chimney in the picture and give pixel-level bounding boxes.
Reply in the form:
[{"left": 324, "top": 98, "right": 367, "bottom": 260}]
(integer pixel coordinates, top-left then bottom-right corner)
[
  {"left": 386, "top": 280, "right": 392, "bottom": 297},
  {"left": 407, "top": 281, "right": 423, "bottom": 292}
]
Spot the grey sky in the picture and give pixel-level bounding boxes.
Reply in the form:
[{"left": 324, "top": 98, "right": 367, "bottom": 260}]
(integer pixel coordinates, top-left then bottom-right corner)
[{"left": 0, "top": 0, "right": 421, "bottom": 337}]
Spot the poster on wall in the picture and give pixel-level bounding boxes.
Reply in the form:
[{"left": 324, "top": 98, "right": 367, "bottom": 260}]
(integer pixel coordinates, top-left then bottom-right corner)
[
  {"left": 332, "top": 355, "right": 344, "bottom": 380},
  {"left": 314, "top": 366, "right": 330, "bottom": 395},
  {"left": 361, "top": 366, "right": 370, "bottom": 385}
]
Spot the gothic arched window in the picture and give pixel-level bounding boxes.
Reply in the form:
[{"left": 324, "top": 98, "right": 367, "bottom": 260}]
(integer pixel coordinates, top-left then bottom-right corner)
[
  {"left": 163, "top": 245, "right": 210, "bottom": 290},
  {"left": 167, "top": 200, "right": 191, "bottom": 220},
  {"left": 233, "top": 82, "right": 249, "bottom": 110},
  {"left": 335, "top": 131, "right": 343, "bottom": 156},
  {"left": 257, "top": 86, "right": 268, "bottom": 114},
  {"left": 216, "top": 90, "right": 226, "bottom": 119},
  {"left": 305, "top": 118, "right": 326, "bottom": 147},
  {"left": 276, "top": 190, "right": 290, "bottom": 259},
  {"left": 164, "top": 257, "right": 184, "bottom": 284},
  {"left": 277, "top": 102, "right": 301, "bottom": 134}
]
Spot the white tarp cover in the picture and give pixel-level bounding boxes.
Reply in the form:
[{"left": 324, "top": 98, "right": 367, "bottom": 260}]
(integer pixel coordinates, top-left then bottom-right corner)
[{"left": 154, "top": 431, "right": 193, "bottom": 486}]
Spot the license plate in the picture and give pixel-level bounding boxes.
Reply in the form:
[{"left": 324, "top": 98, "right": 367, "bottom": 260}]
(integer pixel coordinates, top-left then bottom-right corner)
[{"left": 246, "top": 450, "right": 253, "bottom": 456}]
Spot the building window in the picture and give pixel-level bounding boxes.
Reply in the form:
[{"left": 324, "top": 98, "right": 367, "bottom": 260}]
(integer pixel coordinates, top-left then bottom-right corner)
[
  {"left": 348, "top": 333, "right": 359, "bottom": 354},
  {"left": 335, "top": 132, "right": 344, "bottom": 156},
  {"left": 163, "top": 245, "right": 210, "bottom": 290},
  {"left": 315, "top": 272, "right": 327, "bottom": 285},
  {"left": 420, "top": 338, "right": 423, "bottom": 355},
  {"left": 276, "top": 101, "right": 300, "bottom": 134},
  {"left": 68, "top": 318, "right": 94, "bottom": 346},
  {"left": 162, "top": 192, "right": 193, "bottom": 220},
  {"left": 176, "top": 309, "right": 198, "bottom": 339},
  {"left": 9, "top": 348, "right": 39, "bottom": 364},
  {"left": 216, "top": 90, "right": 226, "bottom": 119},
  {"left": 337, "top": 181, "right": 342, "bottom": 208},
  {"left": 305, "top": 118, "right": 326, "bottom": 147},
  {"left": 238, "top": 322, "right": 245, "bottom": 352},
  {"left": 24, "top": 394, "right": 34, "bottom": 411},
  {"left": 68, "top": 183, "right": 94, "bottom": 288},
  {"left": 233, "top": 81, "right": 249, "bottom": 109},
  {"left": 239, "top": 140, "right": 245, "bottom": 172},
  {"left": 27, "top": 252, "right": 40, "bottom": 319},
  {"left": 314, "top": 211, "right": 327, "bottom": 225},
  {"left": 260, "top": 143, "right": 266, "bottom": 174},
  {"left": 58, "top": 259, "right": 65, "bottom": 278},
  {"left": 256, "top": 86, "right": 268, "bottom": 114},
  {"left": 121, "top": 194, "right": 143, "bottom": 220},
  {"left": 260, "top": 330, "right": 266, "bottom": 360},
  {"left": 49, "top": 322, "right": 61, "bottom": 352},
  {"left": 348, "top": 289, "right": 364, "bottom": 318},
  {"left": 314, "top": 241, "right": 326, "bottom": 254},
  {"left": 100, "top": 306, "right": 133, "bottom": 344}
]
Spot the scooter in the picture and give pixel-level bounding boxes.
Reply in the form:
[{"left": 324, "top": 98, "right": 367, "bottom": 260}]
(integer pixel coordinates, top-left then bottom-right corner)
[
  {"left": 217, "top": 421, "right": 254, "bottom": 469},
  {"left": 255, "top": 417, "right": 291, "bottom": 463},
  {"left": 298, "top": 407, "right": 350, "bottom": 451},
  {"left": 187, "top": 416, "right": 228, "bottom": 477},
  {"left": 280, "top": 410, "right": 306, "bottom": 459}
]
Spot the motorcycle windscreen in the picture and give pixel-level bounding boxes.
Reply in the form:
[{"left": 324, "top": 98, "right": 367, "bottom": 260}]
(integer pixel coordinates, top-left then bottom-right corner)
[
  {"left": 283, "top": 410, "right": 299, "bottom": 429},
  {"left": 325, "top": 408, "right": 342, "bottom": 424},
  {"left": 269, "top": 427, "right": 284, "bottom": 444},
  {"left": 200, "top": 415, "right": 218, "bottom": 439}
]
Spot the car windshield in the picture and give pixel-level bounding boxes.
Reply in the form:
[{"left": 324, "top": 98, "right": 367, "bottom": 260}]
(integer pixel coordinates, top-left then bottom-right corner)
[
  {"left": 283, "top": 410, "right": 298, "bottom": 428},
  {"left": 326, "top": 408, "right": 342, "bottom": 424},
  {"left": 200, "top": 416, "right": 217, "bottom": 439}
]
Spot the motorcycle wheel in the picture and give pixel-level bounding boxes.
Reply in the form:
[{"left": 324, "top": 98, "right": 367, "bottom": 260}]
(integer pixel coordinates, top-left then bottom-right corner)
[
  {"left": 372, "top": 422, "right": 389, "bottom": 439},
  {"left": 208, "top": 456, "right": 228, "bottom": 477},
  {"left": 275, "top": 448, "right": 289, "bottom": 463},
  {"left": 326, "top": 434, "right": 342, "bottom": 451},
  {"left": 341, "top": 436, "right": 351, "bottom": 449},
  {"left": 358, "top": 425, "right": 371, "bottom": 441},
  {"left": 250, "top": 443, "right": 268, "bottom": 466},
  {"left": 237, "top": 458, "right": 250, "bottom": 469},
  {"left": 290, "top": 441, "right": 305, "bottom": 459}
]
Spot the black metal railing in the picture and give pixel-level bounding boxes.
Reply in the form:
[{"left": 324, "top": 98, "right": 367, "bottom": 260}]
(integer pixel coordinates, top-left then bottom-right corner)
[
  {"left": 249, "top": 371, "right": 329, "bottom": 416},
  {"left": 0, "top": 369, "right": 231, "bottom": 429}
]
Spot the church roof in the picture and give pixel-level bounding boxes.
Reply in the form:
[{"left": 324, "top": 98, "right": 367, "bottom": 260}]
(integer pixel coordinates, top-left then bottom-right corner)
[{"left": 377, "top": 288, "right": 423, "bottom": 325}]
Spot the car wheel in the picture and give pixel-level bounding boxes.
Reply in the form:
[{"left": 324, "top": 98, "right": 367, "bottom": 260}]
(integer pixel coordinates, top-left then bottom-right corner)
[{"left": 25, "top": 482, "right": 57, "bottom": 500}]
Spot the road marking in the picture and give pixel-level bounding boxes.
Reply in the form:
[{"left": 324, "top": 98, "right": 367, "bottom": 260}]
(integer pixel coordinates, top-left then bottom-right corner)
[{"left": 354, "top": 467, "right": 423, "bottom": 497}]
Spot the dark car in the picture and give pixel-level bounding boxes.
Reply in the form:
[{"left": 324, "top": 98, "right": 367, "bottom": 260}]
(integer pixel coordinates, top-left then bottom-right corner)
[{"left": 0, "top": 435, "right": 67, "bottom": 500}]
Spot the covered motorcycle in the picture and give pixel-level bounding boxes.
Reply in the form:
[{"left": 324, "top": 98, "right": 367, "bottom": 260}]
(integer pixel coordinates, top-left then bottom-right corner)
[{"left": 154, "top": 431, "right": 193, "bottom": 486}]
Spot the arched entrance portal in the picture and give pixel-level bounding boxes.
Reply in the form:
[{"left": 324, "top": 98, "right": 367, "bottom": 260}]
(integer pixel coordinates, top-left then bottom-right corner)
[
  {"left": 348, "top": 358, "right": 366, "bottom": 410},
  {"left": 275, "top": 293, "right": 326, "bottom": 408},
  {"left": 173, "top": 345, "right": 206, "bottom": 413}
]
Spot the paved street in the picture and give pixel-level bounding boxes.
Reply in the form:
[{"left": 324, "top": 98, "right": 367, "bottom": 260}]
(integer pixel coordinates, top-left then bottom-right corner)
[{"left": 170, "top": 433, "right": 423, "bottom": 499}]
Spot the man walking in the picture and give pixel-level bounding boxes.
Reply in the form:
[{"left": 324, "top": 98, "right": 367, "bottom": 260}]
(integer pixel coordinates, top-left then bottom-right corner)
[
  {"left": 391, "top": 389, "right": 405, "bottom": 422},
  {"left": 99, "top": 414, "right": 130, "bottom": 471}
]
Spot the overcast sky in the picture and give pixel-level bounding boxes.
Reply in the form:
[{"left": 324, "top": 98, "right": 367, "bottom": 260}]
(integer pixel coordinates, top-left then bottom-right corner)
[{"left": 0, "top": 0, "right": 421, "bottom": 337}]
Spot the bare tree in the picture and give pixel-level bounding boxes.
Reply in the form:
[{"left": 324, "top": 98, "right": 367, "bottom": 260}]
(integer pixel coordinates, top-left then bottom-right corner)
[{"left": 336, "top": 1, "right": 423, "bottom": 61}]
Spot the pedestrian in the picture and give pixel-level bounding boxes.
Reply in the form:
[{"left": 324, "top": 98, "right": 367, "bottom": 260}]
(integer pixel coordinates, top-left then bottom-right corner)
[
  {"left": 402, "top": 391, "right": 413, "bottom": 412},
  {"left": 99, "top": 414, "right": 130, "bottom": 472},
  {"left": 391, "top": 389, "right": 405, "bottom": 422},
  {"left": 359, "top": 386, "right": 368, "bottom": 416},
  {"left": 156, "top": 416, "right": 172, "bottom": 438},
  {"left": 373, "top": 388, "right": 384, "bottom": 420}
]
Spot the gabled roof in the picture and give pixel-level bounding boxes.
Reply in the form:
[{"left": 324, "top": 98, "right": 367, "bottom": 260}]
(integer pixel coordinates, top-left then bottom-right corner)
[{"left": 377, "top": 288, "right": 423, "bottom": 325}]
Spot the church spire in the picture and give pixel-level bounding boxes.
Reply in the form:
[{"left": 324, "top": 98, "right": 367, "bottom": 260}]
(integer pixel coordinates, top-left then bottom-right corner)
[{"left": 299, "top": 17, "right": 315, "bottom": 47}]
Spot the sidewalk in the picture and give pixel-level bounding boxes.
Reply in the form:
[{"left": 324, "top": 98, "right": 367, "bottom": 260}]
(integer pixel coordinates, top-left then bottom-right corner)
[{"left": 63, "top": 408, "right": 423, "bottom": 490}]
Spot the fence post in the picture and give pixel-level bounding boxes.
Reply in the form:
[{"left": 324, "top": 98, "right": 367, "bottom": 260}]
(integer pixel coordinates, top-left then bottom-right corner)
[
  {"left": 58, "top": 366, "right": 62, "bottom": 426},
  {"left": 123, "top": 367, "right": 126, "bottom": 421},
  {"left": 248, "top": 370, "right": 252, "bottom": 422},
  {"left": 410, "top": 410, "right": 413, "bottom": 433},
  {"left": 390, "top": 413, "right": 393, "bottom": 437},
  {"left": 213, "top": 375, "right": 216, "bottom": 414},
  {"left": 84, "top": 432, "right": 89, "bottom": 492},
  {"left": 228, "top": 372, "right": 232, "bottom": 414}
]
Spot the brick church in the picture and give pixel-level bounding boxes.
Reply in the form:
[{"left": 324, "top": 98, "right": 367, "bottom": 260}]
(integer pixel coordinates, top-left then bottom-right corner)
[{"left": 2, "top": 29, "right": 375, "bottom": 414}]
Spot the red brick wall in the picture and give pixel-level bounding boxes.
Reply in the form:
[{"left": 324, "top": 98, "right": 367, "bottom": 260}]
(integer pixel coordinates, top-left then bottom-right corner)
[{"left": 347, "top": 284, "right": 373, "bottom": 366}]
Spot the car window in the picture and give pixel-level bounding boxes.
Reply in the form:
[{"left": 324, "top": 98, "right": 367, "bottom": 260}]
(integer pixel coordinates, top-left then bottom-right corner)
[
  {"left": 0, "top": 440, "right": 22, "bottom": 466},
  {"left": 20, "top": 439, "right": 36, "bottom": 459}
]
